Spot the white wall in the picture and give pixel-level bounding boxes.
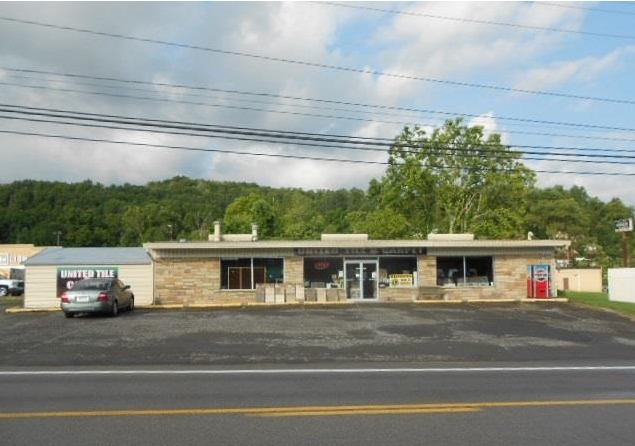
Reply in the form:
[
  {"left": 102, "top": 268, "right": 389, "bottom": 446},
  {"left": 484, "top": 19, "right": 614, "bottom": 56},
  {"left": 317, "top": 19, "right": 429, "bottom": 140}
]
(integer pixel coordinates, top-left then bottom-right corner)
[
  {"left": 608, "top": 268, "right": 635, "bottom": 303},
  {"left": 557, "top": 268, "right": 602, "bottom": 292},
  {"left": 120, "top": 264, "right": 153, "bottom": 306},
  {"left": 24, "top": 264, "right": 153, "bottom": 309},
  {"left": 24, "top": 265, "right": 58, "bottom": 309}
]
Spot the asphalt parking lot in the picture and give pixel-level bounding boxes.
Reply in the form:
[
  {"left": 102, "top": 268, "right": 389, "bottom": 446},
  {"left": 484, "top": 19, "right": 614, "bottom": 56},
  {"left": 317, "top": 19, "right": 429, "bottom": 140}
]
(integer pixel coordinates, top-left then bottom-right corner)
[{"left": 1, "top": 300, "right": 635, "bottom": 367}]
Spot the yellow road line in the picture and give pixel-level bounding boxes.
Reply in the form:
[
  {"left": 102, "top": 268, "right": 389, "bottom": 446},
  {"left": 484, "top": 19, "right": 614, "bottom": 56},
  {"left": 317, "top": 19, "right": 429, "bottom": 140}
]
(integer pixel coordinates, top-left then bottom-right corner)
[
  {"left": 254, "top": 406, "right": 481, "bottom": 417},
  {"left": 3, "top": 399, "right": 635, "bottom": 419}
]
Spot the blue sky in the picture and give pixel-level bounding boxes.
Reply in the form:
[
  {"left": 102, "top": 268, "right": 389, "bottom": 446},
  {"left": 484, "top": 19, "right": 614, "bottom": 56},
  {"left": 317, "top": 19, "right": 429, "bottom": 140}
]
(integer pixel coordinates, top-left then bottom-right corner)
[{"left": 1, "top": 1, "right": 634, "bottom": 206}]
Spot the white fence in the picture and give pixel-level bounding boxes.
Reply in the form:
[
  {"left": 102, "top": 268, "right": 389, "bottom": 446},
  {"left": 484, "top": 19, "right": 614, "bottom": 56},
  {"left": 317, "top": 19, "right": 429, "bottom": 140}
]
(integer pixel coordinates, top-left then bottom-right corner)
[{"left": 608, "top": 268, "right": 635, "bottom": 303}]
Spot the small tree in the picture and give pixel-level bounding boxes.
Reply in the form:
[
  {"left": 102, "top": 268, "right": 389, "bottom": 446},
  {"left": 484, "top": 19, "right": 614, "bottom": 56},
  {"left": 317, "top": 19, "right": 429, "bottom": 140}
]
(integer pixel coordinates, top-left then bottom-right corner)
[{"left": 224, "top": 193, "right": 276, "bottom": 238}]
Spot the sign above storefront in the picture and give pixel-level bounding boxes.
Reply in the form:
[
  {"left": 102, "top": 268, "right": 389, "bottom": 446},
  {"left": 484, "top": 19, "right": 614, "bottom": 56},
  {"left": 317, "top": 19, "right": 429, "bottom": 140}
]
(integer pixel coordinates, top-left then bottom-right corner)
[{"left": 294, "top": 247, "right": 427, "bottom": 256}]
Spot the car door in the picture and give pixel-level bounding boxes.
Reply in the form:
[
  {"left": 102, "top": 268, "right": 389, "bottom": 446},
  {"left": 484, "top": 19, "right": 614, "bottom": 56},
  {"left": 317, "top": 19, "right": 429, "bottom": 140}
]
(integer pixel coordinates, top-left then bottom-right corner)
[{"left": 113, "top": 279, "right": 129, "bottom": 308}]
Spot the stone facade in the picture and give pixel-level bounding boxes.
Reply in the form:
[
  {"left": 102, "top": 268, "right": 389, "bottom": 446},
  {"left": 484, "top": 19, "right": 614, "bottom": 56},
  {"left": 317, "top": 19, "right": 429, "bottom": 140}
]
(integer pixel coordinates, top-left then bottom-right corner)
[
  {"left": 151, "top": 254, "right": 558, "bottom": 305},
  {"left": 284, "top": 257, "right": 304, "bottom": 284}
]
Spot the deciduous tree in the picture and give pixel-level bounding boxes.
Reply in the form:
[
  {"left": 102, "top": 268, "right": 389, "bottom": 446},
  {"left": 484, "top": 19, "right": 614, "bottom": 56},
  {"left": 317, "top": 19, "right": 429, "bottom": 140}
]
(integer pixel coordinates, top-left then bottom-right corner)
[{"left": 380, "top": 118, "right": 534, "bottom": 237}]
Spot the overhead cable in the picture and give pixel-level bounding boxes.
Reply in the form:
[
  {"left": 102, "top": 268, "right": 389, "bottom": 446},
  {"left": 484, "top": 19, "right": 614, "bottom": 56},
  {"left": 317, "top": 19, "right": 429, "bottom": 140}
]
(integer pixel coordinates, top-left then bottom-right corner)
[
  {"left": 0, "top": 16, "right": 633, "bottom": 105},
  {"left": 1, "top": 103, "right": 634, "bottom": 160},
  {"left": 316, "top": 1, "right": 635, "bottom": 41},
  {"left": 2, "top": 67, "right": 634, "bottom": 135}
]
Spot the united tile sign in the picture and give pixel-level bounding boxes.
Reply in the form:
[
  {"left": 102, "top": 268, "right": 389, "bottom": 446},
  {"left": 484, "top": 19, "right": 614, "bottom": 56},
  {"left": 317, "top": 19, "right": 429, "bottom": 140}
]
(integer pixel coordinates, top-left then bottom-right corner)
[{"left": 56, "top": 267, "right": 119, "bottom": 297}]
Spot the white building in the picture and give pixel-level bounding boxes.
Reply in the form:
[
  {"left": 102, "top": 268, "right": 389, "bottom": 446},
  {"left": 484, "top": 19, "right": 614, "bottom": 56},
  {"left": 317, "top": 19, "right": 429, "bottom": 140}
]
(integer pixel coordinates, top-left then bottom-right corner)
[{"left": 23, "top": 247, "right": 153, "bottom": 309}]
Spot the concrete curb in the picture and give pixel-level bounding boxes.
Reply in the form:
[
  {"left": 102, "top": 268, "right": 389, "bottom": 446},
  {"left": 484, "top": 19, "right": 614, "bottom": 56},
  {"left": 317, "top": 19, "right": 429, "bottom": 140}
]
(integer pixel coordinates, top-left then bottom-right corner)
[{"left": 4, "top": 298, "right": 569, "bottom": 314}]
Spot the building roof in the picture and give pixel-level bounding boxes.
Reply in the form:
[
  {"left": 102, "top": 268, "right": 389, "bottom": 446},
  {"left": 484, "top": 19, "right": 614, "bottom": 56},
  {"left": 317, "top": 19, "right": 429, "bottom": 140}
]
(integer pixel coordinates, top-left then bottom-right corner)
[
  {"left": 144, "top": 238, "right": 569, "bottom": 250},
  {"left": 144, "top": 238, "right": 570, "bottom": 259},
  {"left": 23, "top": 247, "right": 151, "bottom": 266}
]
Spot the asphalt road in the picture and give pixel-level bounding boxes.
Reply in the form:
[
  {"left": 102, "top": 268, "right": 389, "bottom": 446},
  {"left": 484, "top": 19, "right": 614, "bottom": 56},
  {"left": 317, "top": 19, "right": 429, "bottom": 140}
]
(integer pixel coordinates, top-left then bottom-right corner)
[
  {"left": 2, "top": 300, "right": 635, "bottom": 445},
  {"left": 2, "top": 368, "right": 635, "bottom": 446}
]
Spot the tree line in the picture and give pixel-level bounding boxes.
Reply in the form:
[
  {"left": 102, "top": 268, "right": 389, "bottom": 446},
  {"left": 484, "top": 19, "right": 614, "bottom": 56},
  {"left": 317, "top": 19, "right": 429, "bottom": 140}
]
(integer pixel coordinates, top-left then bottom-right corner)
[{"left": 0, "top": 118, "right": 633, "bottom": 269}]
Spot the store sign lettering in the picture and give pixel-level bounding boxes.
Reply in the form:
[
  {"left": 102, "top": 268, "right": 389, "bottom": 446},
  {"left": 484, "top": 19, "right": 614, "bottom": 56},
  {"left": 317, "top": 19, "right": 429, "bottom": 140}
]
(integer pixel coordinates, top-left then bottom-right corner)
[
  {"left": 0, "top": 252, "right": 28, "bottom": 266},
  {"left": 314, "top": 261, "right": 330, "bottom": 270},
  {"left": 56, "top": 267, "right": 119, "bottom": 297},
  {"left": 295, "top": 247, "right": 427, "bottom": 256}
]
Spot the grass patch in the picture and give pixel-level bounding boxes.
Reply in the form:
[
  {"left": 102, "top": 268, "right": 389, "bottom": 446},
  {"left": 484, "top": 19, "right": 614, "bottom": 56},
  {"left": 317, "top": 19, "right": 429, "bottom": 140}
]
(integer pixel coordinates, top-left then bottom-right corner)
[
  {"left": 0, "top": 295, "right": 23, "bottom": 310},
  {"left": 561, "top": 291, "right": 635, "bottom": 318}
]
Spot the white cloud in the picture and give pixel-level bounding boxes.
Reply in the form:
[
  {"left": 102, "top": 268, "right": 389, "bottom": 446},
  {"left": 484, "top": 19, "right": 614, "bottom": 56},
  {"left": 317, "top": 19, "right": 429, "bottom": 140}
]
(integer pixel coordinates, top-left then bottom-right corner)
[
  {"left": 0, "top": 1, "right": 632, "bottom": 208},
  {"left": 468, "top": 112, "right": 511, "bottom": 145},
  {"left": 514, "top": 46, "right": 635, "bottom": 92}
]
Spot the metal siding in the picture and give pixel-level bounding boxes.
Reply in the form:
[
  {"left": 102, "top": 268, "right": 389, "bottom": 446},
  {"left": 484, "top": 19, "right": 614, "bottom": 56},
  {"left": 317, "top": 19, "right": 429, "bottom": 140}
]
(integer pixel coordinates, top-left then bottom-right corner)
[
  {"left": 24, "top": 264, "right": 153, "bottom": 309},
  {"left": 24, "top": 247, "right": 151, "bottom": 266},
  {"left": 24, "top": 265, "right": 59, "bottom": 309},
  {"left": 118, "top": 264, "right": 154, "bottom": 305}
]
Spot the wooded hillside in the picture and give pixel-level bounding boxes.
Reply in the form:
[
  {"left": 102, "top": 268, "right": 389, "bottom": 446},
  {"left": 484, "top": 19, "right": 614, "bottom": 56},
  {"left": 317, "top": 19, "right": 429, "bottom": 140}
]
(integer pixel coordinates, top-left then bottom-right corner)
[
  {"left": 0, "top": 176, "right": 632, "bottom": 269},
  {"left": 1, "top": 120, "right": 633, "bottom": 269}
]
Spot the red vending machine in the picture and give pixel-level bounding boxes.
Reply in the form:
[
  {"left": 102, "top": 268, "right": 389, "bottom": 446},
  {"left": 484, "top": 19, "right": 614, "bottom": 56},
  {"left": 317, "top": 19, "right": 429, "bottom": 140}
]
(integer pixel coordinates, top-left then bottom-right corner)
[{"left": 527, "top": 264, "right": 551, "bottom": 298}]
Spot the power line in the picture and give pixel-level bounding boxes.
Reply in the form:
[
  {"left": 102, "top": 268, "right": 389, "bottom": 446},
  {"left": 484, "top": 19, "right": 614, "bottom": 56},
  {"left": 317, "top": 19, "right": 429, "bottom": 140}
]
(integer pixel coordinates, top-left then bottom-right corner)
[
  {"left": 1, "top": 103, "right": 634, "bottom": 160},
  {"left": 1, "top": 16, "right": 633, "bottom": 105},
  {"left": 316, "top": 1, "right": 635, "bottom": 41},
  {"left": 3, "top": 67, "right": 635, "bottom": 138},
  {"left": 2, "top": 128, "right": 634, "bottom": 177},
  {"left": 539, "top": 1, "right": 635, "bottom": 16},
  {"left": 0, "top": 129, "right": 385, "bottom": 165},
  {"left": 2, "top": 105, "right": 634, "bottom": 171}
]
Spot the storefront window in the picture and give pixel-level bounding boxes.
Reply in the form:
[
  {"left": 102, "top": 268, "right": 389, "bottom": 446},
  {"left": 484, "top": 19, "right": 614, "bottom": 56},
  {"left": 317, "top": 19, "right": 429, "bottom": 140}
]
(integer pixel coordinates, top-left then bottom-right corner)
[
  {"left": 221, "top": 258, "right": 283, "bottom": 290},
  {"left": 379, "top": 257, "right": 418, "bottom": 287},
  {"left": 303, "top": 257, "right": 343, "bottom": 288},
  {"left": 303, "top": 257, "right": 418, "bottom": 289},
  {"left": 436, "top": 256, "right": 493, "bottom": 286}
]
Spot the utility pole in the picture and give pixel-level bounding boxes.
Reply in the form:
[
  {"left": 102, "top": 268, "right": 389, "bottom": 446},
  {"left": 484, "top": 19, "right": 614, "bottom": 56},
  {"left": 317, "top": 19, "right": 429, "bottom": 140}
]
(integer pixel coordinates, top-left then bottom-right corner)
[{"left": 614, "top": 218, "right": 633, "bottom": 267}]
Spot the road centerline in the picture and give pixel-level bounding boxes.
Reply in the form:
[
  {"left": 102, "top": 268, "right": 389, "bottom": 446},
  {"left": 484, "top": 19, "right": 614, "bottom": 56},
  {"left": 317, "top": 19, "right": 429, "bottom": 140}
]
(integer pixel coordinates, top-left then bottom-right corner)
[{"left": 3, "top": 399, "right": 635, "bottom": 419}]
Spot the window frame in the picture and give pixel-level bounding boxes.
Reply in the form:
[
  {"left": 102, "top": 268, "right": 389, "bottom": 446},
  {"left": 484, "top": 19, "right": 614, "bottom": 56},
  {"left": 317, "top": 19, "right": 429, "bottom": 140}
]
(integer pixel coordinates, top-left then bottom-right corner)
[
  {"left": 436, "top": 256, "right": 493, "bottom": 287},
  {"left": 220, "top": 257, "right": 284, "bottom": 290}
]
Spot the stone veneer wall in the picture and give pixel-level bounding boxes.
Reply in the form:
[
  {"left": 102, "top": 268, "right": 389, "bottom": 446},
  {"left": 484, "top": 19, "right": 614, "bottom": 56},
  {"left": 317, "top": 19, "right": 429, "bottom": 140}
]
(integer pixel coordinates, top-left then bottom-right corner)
[
  {"left": 419, "top": 256, "right": 438, "bottom": 286},
  {"left": 154, "top": 257, "right": 216, "bottom": 305},
  {"left": 440, "top": 255, "right": 556, "bottom": 301},
  {"left": 284, "top": 257, "right": 304, "bottom": 285},
  {"left": 154, "top": 256, "right": 307, "bottom": 305},
  {"left": 152, "top": 254, "right": 557, "bottom": 305},
  {"left": 154, "top": 257, "right": 261, "bottom": 305}
]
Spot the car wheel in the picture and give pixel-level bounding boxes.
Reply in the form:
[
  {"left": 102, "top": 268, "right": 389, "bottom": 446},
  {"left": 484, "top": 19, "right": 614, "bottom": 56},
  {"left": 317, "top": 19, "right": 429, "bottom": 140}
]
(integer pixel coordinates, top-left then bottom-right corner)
[
  {"left": 128, "top": 296, "right": 135, "bottom": 312},
  {"left": 64, "top": 312, "right": 74, "bottom": 319},
  {"left": 0, "top": 287, "right": 8, "bottom": 297},
  {"left": 111, "top": 300, "right": 119, "bottom": 317}
]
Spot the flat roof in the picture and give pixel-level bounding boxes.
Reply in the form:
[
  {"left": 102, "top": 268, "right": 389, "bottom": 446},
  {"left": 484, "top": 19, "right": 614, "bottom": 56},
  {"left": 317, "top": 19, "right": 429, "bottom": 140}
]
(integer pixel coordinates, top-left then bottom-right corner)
[
  {"left": 24, "top": 247, "right": 151, "bottom": 266},
  {"left": 144, "top": 238, "right": 570, "bottom": 251}
]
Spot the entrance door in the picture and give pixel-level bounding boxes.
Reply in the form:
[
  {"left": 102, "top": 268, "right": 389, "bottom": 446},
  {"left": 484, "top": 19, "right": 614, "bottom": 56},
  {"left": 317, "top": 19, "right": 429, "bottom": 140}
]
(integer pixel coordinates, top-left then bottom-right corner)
[{"left": 345, "top": 260, "right": 378, "bottom": 300}]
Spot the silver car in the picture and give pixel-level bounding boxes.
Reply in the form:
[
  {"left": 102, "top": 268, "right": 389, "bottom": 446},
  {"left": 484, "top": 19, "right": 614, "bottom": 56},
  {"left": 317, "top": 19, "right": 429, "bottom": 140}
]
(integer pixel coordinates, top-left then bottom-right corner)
[{"left": 61, "top": 278, "right": 134, "bottom": 318}]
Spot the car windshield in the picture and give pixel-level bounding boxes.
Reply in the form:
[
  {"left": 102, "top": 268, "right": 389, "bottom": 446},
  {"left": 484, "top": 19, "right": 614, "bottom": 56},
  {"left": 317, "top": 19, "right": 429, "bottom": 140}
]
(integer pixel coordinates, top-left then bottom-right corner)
[{"left": 71, "top": 279, "right": 110, "bottom": 291}]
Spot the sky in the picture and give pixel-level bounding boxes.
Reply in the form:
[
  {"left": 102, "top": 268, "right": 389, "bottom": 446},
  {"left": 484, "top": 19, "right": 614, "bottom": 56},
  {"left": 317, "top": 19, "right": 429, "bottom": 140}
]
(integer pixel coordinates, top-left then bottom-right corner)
[{"left": 1, "top": 1, "right": 634, "bottom": 206}]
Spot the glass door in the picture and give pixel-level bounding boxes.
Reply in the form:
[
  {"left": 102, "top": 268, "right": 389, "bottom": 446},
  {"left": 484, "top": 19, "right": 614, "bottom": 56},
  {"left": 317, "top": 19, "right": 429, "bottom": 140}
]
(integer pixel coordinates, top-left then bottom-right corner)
[{"left": 345, "top": 260, "right": 378, "bottom": 300}]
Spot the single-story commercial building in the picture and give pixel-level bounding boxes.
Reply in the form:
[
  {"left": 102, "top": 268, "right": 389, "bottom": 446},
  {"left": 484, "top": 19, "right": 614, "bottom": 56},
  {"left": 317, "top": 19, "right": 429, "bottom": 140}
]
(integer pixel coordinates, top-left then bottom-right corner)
[
  {"left": 22, "top": 247, "right": 153, "bottom": 309},
  {"left": 144, "top": 227, "right": 569, "bottom": 306}
]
